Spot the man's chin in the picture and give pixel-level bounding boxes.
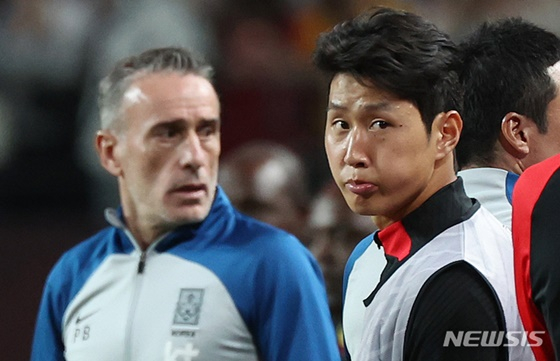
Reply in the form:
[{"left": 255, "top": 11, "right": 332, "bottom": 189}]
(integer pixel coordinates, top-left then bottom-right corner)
[{"left": 166, "top": 206, "right": 211, "bottom": 225}]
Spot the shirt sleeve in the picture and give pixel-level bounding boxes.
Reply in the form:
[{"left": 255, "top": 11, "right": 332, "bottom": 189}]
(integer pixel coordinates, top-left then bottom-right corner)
[
  {"left": 253, "top": 236, "right": 341, "bottom": 361},
  {"left": 31, "top": 269, "right": 67, "bottom": 361},
  {"left": 529, "top": 169, "right": 560, "bottom": 358},
  {"left": 403, "top": 261, "right": 508, "bottom": 361}
]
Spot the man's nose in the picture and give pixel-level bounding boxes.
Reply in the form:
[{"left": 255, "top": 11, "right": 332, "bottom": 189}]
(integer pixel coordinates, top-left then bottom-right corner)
[
  {"left": 343, "top": 129, "right": 369, "bottom": 168},
  {"left": 179, "top": 132, "right": 204, "bottom": 170}
]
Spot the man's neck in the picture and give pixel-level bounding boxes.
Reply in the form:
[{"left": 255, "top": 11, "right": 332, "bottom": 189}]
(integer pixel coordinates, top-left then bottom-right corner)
[
  {"left": 124, "top": 215, "right": 176, "bottom": 251},
  {"left": 372, "top": 216, "right": 394, "bottom": 230},
  {"left": 460, "top": 160, "right": 522, "bottom": 175},
  {"left": 461, "top": 147, "right": 523, "bottom": 174}
]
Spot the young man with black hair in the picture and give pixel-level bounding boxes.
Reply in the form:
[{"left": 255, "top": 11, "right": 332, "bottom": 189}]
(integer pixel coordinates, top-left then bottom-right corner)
[
  {"left": 313, "top": 7, "right": 534, "bottom": 361},
  {"left": 457, "top": 18, "right": 560, "bottom": 228}
]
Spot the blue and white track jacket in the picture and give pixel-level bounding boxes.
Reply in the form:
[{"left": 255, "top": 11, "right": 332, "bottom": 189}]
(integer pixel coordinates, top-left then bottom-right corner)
[
  {"left": 31, "top": 187, "right": 340, "bottom": 361},
  {"left": 458, "top": 168, "right": 519, "bottom": 228}
]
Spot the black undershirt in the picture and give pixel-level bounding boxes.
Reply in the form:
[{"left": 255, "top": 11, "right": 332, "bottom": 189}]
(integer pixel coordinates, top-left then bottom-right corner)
[
  {"left": 403, "top": 261, "right": 508, "bottom": 361},
  {"left": 360, "top": 180, "right": 508, "bottom": 360}
]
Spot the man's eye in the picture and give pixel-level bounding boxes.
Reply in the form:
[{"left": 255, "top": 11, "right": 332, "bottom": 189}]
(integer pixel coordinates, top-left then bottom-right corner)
[
  {"left": 164, "top": 128, "right": 180, "bottom": 137},
  {"left": 159, "top": 127, "right": 181, "bottom": 138},
  {"left": 370, "top": 120, "right": 389, "bottom": 129},
  {"left": 153, "top": 124, "right": 182, "bottom": 139},
  {"left": 332, "top": 119, "right": 350, "bottom": 130},
  {"left": 198, "top": 121, "right": 218, "bottom": 138}
]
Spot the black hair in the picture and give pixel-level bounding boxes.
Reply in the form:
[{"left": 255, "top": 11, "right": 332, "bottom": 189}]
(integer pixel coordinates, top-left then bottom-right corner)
[
  {"left": 457, "top": 18, "right": 560, "bottom": 168},
  {"left": 313, "top": 7, "right": 462, "bottom": 132}
]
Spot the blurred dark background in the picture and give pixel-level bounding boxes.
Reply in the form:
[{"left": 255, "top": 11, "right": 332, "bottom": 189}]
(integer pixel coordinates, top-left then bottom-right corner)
[{"left": 1, "top": 0, "right": 559, "bottom": 359}]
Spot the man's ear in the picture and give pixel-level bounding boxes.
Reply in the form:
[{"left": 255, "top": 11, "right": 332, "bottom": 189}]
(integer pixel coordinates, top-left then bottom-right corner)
[
  {"left": 95, "top": 130, "right": 122, "bottom": 177},
  {"left": 499, "top": 112, "right": 530, "bottom": 158},
  {"left": 434, "top": 110, "right": 462, "bottom": 161}
]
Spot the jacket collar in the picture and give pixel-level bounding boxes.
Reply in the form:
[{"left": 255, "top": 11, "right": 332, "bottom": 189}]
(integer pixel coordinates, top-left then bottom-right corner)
[
  {"left": 105, "top": 186, "right": 235, "bottom": 252},
  {"left": 374, "top": 177, "right": 479, "bottom": 261},
  {"left": 363, "top": 178, "right": 479, "bottom": 307}
]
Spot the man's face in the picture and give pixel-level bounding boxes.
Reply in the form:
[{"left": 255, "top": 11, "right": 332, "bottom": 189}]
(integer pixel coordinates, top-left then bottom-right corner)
[
  {"left": 220, "top": 157, "right": 307, "bottom": 239},
  {"left": 325, "top": 73, "right": 440, "bottom": 220},
  {"left": 527, "top": 61, "right": 560, "bottom": 167},
  {"left": 113, "top": 72, "right": 221, "bottom": 233}
]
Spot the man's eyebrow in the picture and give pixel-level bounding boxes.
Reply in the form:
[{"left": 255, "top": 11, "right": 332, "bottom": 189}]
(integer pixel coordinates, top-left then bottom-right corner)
[
  {"left": 327, "top": 100, "right": 392, "bottom": 112},
  {"left": 200, "top": 117, "right": 221, "bottom": 126},
  {"left": 327, "top": 101, "right": 346, "bottom": 111},
  {"left": 155, "top": 117, "right": 220, "bottom": 124},
  {"left": 149, "top": 119, "right": 185, "bottom": 131}
]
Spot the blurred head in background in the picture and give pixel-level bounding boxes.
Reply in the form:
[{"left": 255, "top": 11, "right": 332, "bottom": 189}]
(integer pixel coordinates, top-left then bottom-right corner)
[
  {"left": 219, "top": 140, "right": 311, "bottom": 243},
  {"left": 308, "top": 181, "right": 375, "bottom": 321}
]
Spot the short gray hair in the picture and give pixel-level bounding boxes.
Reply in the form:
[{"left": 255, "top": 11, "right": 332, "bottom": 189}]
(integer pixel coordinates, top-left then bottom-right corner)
[{"left": 98, "top": 47, "right": 214, "bottom": 130}]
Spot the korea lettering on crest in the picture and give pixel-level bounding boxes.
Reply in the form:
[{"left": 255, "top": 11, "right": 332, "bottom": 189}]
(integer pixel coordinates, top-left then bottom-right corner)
[{"left": 174, "top": 289, "right": 204, "bottom": 325}]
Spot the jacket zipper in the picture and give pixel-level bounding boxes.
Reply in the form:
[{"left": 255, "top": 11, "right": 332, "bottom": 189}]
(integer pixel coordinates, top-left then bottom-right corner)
[
  {"left": 125, "top": 249, "right": 148, "bottom": 361},
  {"left": 122, "top": 229, "right": 166, "bottom": 360},
  {"left": 138, "top": 250, "right": 147, "bottom": 274}
]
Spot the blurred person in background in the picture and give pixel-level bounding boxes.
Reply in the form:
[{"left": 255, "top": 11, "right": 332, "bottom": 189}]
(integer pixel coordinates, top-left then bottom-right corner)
[
  {"left": 0, "top": 95, "right": 15, "bottom": 173},
  {"left": 415, "top": 0, "right": 560, "bottom": 41},
  {"left": 219, "top": 140, "right": 312, "bottom": 245},
  {"left": 307, "top": 180, "right": 378, "bottom": 360},
  {"left": 0, "top": 0, "right": 98, "bottom": 210},
  {"left": 456, "top": 18, "right": 560, "bottom": 228},
  {"left": 286, "top": 0, "right": 416, "bottom": 61},
  {"left": 31, "top": 47, "right": 340, "bottom": 361},
  {"left": 215, "top": 4, "right": 331, "bottom": 189}
]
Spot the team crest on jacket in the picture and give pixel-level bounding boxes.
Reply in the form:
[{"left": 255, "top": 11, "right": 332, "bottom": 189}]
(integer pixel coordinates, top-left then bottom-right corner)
[{"left": 174, "top": 289, "right": 204, "bottom": 325}]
